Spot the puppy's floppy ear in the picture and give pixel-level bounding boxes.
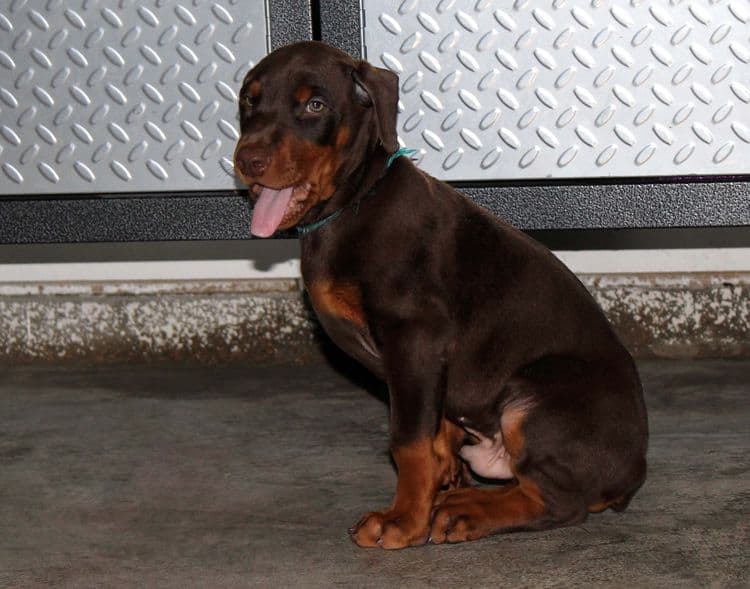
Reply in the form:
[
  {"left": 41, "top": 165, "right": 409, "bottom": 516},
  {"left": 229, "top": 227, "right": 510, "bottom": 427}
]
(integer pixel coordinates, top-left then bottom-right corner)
[{"left": 352, "top": 61, "right": 399, "bottom": 154}]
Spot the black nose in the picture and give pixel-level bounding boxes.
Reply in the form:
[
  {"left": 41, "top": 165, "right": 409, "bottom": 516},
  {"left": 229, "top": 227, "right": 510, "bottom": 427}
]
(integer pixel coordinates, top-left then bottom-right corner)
[{"left": 236, "top": 147, "right": 270, "bottom": 178}]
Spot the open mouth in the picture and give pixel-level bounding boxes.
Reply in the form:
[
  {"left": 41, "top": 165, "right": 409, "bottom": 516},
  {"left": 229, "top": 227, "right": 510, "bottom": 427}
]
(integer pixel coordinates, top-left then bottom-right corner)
[{"left": 249, "top": 184, "right": 311, "bottom": 237}]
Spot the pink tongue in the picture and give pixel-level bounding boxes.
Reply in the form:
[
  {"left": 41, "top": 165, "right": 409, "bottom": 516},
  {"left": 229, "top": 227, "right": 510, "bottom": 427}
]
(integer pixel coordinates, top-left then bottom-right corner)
[{"left": 250, "top": 186, "right": 294, "bottom": 237}]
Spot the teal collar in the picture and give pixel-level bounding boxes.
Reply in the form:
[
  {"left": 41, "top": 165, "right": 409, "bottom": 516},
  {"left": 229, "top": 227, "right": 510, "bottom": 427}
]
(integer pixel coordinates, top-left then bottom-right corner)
[
  {"left": 296, "top": 147, "right": 416, "bottom": 236},
  {"left": 387, "top": 146, "right": 417, "bottom": 168}
]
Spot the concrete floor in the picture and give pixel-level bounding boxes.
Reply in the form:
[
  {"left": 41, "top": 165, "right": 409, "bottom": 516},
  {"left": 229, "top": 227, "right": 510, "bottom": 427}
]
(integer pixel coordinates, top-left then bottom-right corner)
[{"left": 0, "top": 358, "right": 747, "bottom": 588}]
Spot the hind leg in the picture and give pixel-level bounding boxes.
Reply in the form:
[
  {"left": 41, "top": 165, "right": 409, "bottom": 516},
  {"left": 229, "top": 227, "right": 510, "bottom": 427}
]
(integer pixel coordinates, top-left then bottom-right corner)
[
  {"left": 430, "top": 478, "right": 587, "bottom": 543},
  {"left": 434, "top": 418, "right": 472, "bottom": 490},
  {"left": 431, "top": 361, "right": 647, "bottom": 544},
  {"left": 431, "top": 402, "right": 586, "bottom": 543}
]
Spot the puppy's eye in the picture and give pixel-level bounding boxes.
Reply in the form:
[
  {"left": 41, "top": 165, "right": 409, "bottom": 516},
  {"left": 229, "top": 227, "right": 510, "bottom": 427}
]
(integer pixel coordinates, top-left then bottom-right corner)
[
  {"left": 305, "top": 98, "right": 327, "bottom": 114},
  {"left": 243, "top": 95, "right": 253, "bottom": 108}
]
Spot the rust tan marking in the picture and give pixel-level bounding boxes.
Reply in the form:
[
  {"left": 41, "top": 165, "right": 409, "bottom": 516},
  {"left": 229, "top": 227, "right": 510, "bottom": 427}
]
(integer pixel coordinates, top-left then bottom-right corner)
[
  {"left": 500, "top": 403, "right": 531, "bottom": 461},
  {"left": 351, "top": 437, "right": 443, "bottom": 548},
  {"left": 489, "top": 478, "right": 546, "bottom": 524},
  {"left": 238, "top": 125, "right": 347, "bottom": 230},
  {"left": 391, "top": 439, "right": 442, "bottom": 515},
  {"left": 307, "top": 281, "right": 365, "bottom": 328},
  {"left": 587, "top": 495, "right": 626, "bottom": 513},
  {"left": 335, "top": 126, "right": 350, "bottom": 149},
  {"left": 266, "top": 135, "right": 340, "bottom": 199},
  {"left": 291, "top": 138, "right": 340, "bottom": 200},
  {"left": 430, "top": 477, "right": 547, "bottom": 543},
  {"left": 433, "top": 419, "right": 470, "bottom": 489},
  {"left": 236, "top": 133, "right": 342, "bottom": 230},
  {"left": 516, "top": 476, "right": 546, "bottom": 511},
  {"left": 294, "top": 85, "right": 313, "bottom": 103},
  {"left": 249, "top": 80, "right": 261, "bottom": 97}
]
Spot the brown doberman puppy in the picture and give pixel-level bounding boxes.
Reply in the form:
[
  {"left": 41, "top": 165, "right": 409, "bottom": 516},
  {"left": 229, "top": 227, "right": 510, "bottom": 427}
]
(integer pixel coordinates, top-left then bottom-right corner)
[{"left": 234, "top": 41, "right": 648, "bottom": 549}]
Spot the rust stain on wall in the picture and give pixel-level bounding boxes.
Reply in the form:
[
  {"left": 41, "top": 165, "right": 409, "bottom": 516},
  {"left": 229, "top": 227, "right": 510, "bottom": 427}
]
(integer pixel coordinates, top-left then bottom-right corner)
[
  {"left": 0, "top": 281, "right": 321, "bottom": 365},
  {"left": 582, "top": 273, "right": 750, "bottom": 358}
]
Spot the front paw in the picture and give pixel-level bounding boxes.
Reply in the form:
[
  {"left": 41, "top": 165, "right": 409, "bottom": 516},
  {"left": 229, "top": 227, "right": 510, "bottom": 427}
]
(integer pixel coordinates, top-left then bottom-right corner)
[{"left": 348, "top": 510, "right": 430, "bottom": 549}]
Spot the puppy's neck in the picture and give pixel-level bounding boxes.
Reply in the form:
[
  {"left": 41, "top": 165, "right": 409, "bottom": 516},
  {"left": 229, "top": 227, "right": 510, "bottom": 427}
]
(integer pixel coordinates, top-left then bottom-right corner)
[{"left": 300, "top": 145, "right": 391, "bottom": 229}]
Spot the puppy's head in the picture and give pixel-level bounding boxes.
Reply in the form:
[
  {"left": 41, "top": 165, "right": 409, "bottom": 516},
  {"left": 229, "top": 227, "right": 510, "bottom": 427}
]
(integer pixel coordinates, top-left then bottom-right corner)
[{"left": 234, "top": 41, "right": 399, "bottom": 237}]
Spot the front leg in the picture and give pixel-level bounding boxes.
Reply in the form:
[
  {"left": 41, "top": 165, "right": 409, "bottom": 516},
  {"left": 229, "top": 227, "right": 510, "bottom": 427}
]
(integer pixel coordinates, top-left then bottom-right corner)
[
  {"left": 349, "top": 437, "right": 440, "bottom": 549},
  {"left": 348, "top": 322, "right": 460, "bottom": 549}
]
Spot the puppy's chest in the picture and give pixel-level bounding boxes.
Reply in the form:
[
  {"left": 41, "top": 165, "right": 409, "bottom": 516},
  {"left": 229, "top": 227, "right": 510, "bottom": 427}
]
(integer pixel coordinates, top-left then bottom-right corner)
[
  {"left": 307, "top": 280, "right": 365, "bottom": 326},
  {"left": 305, "top": 279, "right": 380, "bottom": 358}
]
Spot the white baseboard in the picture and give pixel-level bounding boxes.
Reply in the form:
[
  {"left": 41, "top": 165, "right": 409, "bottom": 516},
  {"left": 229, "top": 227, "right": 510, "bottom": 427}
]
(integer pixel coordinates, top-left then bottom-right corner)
[{"left": 1, "top": 248, "right": 748, "bottom": 285}]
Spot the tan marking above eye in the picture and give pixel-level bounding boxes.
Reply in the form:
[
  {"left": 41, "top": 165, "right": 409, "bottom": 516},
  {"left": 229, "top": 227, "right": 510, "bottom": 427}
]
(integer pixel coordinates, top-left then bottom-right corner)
[
  {"left": 335, "top": 126, "right": 350, "bottom": 148},
  {"left": 249, "top": 80, "right": 261, "bottom": 97},
  {"left": 294, "top": 85, "right": 313, "bottom": 103}
]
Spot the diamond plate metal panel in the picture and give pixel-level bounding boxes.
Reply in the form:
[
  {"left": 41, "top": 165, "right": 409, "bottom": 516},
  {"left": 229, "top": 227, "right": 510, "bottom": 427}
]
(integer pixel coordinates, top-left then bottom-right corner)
[
  {"left": 0, "top": 0, "right": 267, "bottom": 195},
  {"left": 363, "top": 0, "right": 750, "bottom": 180}
]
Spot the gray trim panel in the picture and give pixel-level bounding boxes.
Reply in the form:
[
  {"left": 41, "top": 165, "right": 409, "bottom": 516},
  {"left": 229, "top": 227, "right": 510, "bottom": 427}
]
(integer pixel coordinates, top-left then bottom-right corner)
[
  {"left": 1, "top": 180, "right": 748, "bottom": 244},
  {"left": 269, "top": 0, "right": 313, "bottom": 50}
]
